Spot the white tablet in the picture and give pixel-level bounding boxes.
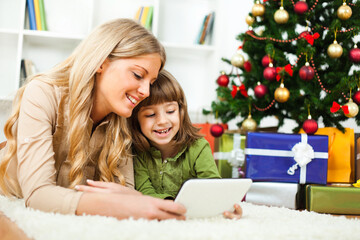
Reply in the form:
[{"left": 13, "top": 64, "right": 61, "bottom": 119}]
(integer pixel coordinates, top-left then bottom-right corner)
[{"left": 174, "top": 178, "right": 252, "bottom": 218}]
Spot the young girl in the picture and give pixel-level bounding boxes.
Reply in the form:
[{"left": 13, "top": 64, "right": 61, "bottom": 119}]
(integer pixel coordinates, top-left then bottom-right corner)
[
  {"left": 128, "top": 70, "right": 221, "bottom": 200},
  {"left": 128, "top": 70, "right": 242, "bottom": 218}
]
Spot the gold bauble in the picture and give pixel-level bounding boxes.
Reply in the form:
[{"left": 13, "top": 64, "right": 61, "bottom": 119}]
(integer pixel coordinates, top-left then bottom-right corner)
[
  {"left": 344, "top": 99, "right": 359, "bottom": 118},
  {"left": 218, "top": 96, "right": 226, "bottom": 102},
  {"left": 274, "top": 83, "right": 290, "bottom": 103},
  {"left": 241, "top": 115, "right": 257, "bottom": 132},
  {"left": 327, "top": 40, "right": 343, "bottom": 58},
  {"left": 231, "top": 51, "right": 245, "bottom": 68},
  {"left": 337, "top": 3, "right": 352, "bottom": 20},
  {"left": 252, "top": 2, "right": 265, "bottom": 17},
  {"left": 274, "top": 7, "right": 289, "bottom": 24},
  {"left": 245, "top": 15, "right": 255, "bottom": 26}
]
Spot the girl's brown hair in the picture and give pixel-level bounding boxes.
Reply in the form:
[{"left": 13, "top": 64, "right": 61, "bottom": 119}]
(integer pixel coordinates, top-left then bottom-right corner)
[{"left": 128, "top": 69, "right": 202, "bottom": 152}]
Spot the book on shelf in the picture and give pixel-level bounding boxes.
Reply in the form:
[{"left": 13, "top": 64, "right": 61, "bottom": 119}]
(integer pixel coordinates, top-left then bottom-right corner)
[
  {"left": 33, "top": 0, "right": 42, "bottom": 30},
  {"left": 20, "top": 59, "right": 37, "bottom": 87},
  {"left": 26, "top": 0, "right": 47, "bottom": 31},
  {"left": 196, "top": 12, "right": 215, "bottom": 45},
  {"left": 134, "top": 6, "right": 153, "bottom": 30},
  {"left": 26, "top": 0, "right": 36, "bottom": 30},
  {"left": 38, "top": 0, "right": 47, "bottom": 30},
  {"left": 144, "top": 6, "right": 153, "bottom": 30},
  {"left": 20, "top": 59, "right": 27, "bottom": 87}
]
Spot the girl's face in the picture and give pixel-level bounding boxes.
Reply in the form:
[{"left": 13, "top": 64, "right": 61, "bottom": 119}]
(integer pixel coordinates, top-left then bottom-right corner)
[
  {"left": 137, "top": 101, "right": 180, "bottom": 150},
  {"left": 92, "top": 53, "right": 162, "bottom": 124}
]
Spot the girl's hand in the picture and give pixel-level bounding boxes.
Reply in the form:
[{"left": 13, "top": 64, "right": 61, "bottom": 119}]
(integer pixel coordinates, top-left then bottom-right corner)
[
  {"left": 75, "top": 179, "right": 142, "bottom": 196},
  {"left": 223, "top": 204, "right": 243, "bottom": 220}
]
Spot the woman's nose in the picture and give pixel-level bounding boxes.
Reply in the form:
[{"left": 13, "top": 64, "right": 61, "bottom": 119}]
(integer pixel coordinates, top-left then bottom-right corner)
[{"left": 138, "top": 80, "right": 150, "bottom": 98}]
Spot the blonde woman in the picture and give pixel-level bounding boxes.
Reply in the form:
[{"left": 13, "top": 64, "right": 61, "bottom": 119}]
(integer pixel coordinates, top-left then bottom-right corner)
[{"left": 0, "top": 19, "right": 185, "bottom": 220}]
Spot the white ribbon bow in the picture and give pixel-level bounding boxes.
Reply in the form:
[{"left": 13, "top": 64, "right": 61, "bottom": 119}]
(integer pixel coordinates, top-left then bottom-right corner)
[
  {"left": 287, "top": 134, "right": 314, "bottom": 183},
  {"left": 228, "top": 148, "right": 245, "bottom": 167},
  {"left": 213, "top": 134, "right": 245, "bottom": 178}
]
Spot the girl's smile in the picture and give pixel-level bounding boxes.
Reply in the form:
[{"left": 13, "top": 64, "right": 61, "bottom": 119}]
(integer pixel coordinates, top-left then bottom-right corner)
[{"left": 137, "top": 101, "right": 180, "bottom": 154}]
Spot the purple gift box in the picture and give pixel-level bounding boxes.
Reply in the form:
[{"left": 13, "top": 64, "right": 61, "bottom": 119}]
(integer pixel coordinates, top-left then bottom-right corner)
[{"left": 245, "top": 132, "right": 328, "bottom": 184}]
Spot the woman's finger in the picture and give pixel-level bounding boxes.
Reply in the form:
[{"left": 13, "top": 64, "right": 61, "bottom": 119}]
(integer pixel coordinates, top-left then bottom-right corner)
[
  {"left": 75, "top": 185, "right": 109, "bottom": 193},
  {"left": 156, "top": 199, "right": 187, "bottom": 216},
  {"left": 86, "top": 179, "right": 115, "bottom": 188}
]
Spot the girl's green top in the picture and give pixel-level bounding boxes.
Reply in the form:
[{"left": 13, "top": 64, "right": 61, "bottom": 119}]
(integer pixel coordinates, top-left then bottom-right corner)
[{"left": 134, "top": 137, "right": 221, "bottom": 199}]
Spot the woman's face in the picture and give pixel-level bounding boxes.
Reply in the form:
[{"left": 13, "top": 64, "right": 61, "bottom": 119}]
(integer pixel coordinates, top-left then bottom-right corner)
[{"left": 92, "top": 53, "right": 162, "bottom": 123}]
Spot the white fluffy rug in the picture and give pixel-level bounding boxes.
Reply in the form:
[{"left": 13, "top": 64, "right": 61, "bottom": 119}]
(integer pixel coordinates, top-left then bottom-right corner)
[{"left": 1, "top": 195, "right": 359, "bottom": 240}]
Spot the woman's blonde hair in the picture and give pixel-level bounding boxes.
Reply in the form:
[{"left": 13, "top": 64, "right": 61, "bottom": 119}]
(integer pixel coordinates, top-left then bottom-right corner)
[
  {"left": 0, "top": 18, "right": 166, "bottom": 196},
  {"left": 128, "top": 70, "right": 202, "bottom": 153}
]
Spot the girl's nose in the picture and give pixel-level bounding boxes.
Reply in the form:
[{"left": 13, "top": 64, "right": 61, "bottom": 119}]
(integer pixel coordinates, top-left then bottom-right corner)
[{"left": 157, "top": 112, "right": 168, "bottom": 124}]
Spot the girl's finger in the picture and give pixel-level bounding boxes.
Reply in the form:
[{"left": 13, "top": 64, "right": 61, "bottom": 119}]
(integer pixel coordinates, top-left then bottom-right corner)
[{"left": 234, "top": 204, "right": 243, "bottom": 218}]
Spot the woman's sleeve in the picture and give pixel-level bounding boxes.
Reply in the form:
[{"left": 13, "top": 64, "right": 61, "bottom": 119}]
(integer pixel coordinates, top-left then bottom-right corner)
[
  {"left": 16, "top": 80, "right": 83, "bottom": 214},
  {"left": 120, "top": 157, "right": 135, "bottom": 189},
  {"left": 134, "top": 154, "right": 172, "bottom": 199},
  {"left": 193, "top": 139, "right": 221, "bottom": 179}
]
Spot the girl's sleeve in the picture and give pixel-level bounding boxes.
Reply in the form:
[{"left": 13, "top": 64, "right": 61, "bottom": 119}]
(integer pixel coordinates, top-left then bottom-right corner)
[
  {"left": 193, "top": 138, "right": 221, "bottom": 179},
  {"left": 16, "top": 80, "right": 83, "bottom": 214},
  {"left": 134, "top": 153, "right": 173, "bottom": 199}
]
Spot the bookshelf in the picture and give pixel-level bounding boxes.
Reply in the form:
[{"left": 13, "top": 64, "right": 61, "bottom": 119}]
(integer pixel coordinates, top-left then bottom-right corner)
[{"left": 0, "top": 0, "right": 228, "bottom": 140}]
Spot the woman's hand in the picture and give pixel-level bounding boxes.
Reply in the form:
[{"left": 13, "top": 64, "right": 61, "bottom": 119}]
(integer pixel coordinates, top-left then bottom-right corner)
[
  {"left": 75, "top": 179, "right": 141, "bottom": 195},
  {"left": 76, "top": 192, "right": 187, "bottom": 221},
  {"left": 223, "top": 204, "right": 243, "bottom": 220}
]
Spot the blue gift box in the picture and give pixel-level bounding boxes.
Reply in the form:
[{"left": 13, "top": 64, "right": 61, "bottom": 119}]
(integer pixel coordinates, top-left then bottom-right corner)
[{"left": 245, "top": 132, "right": 328, "bottom": 184}]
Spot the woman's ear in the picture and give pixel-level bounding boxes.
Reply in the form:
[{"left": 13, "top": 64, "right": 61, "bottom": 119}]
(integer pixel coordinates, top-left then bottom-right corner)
[
  {"left": 96, "top": 59, "right": 109, "bottom": 73},
  {"left": 96, "top": 65, "right": 103, "bottom": 73}
]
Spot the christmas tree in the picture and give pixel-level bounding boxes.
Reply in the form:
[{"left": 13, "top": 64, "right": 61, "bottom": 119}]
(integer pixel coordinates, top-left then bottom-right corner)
[{"left": 204, "top": 0, "right": 360, "bottom": 134}]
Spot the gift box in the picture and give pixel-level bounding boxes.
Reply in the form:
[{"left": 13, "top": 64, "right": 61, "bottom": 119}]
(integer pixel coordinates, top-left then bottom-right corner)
[
  {"left": 245, "top": 182, "right": 303, "bottom": 209},
  {"left": 355, "top": 133, "right": 360, "bottom": 181},
  {"left": 213, "top": 133, "right": 246, "bottom": 178},
  {"left": 193, "top": 123, "right": 228, "bottom": 154},
  {"left": 306, "top": 184, "right": 360, "bottom": 214},
  {"left": 299, "top": 127, "right": 355, "bottom": 183},
  {"left": 245, "top": 132, "right": 328, "bottom": 184}
]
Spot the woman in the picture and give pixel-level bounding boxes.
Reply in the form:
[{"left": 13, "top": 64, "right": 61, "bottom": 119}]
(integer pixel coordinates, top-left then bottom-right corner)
[{"left": 0, "top": 18, "right": 185, "bottom": 220}]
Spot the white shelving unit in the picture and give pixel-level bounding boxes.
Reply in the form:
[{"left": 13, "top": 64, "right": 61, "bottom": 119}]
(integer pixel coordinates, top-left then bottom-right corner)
[{"left": 0, "top": 0, "right": 223, "bottom": 126}]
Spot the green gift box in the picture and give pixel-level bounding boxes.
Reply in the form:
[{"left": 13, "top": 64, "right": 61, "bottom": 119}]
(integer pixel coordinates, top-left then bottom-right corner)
[
  {"left": 306, "top": 185, "right": 360, "bottom": 214},
  {"left": 213, "top": 133, "right": 246, "bottom": 178}
]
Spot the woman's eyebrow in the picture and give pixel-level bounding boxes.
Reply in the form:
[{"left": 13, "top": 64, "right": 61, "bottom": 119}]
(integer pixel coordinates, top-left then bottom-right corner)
[{"left": 134, "top": 65, "right": 148, "bottom": 74}]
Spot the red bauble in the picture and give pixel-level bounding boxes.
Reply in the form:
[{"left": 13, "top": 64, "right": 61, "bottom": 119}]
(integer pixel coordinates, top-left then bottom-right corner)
[
  {"left": 302, "top": 119, "right": 318, "bottom": 135},
  {"left": 263, "top": 66, "right": 277, "bottom": 81},
  {"left": 299, "top": 31, "right": 310, "bottom": 39},
  {"left": 254, "top": 84, "right": 268, "bottom": 98},
  {"left": 353, "top": 90, "right": 360, "bottom": 105},
  {"left": 244, "top": 61, "right": 252, "bottom": 72},
  {"left": 294, "top": 1, "right": 308, "bottom": 15},
  {"left": 349, "top": 47, "right": 360, "bottom": 63},
  {"left": 261, "top": 55, "right": 273, "bottom": 67},
  {"left": 299, "top": 65, "right": 315, "bottom": 81},
  {"left": 217, "top": 74, "right": 229, "bottom": 87},
  {"left": 210, "top": 124, "right": 224, "bottom": 138}
]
